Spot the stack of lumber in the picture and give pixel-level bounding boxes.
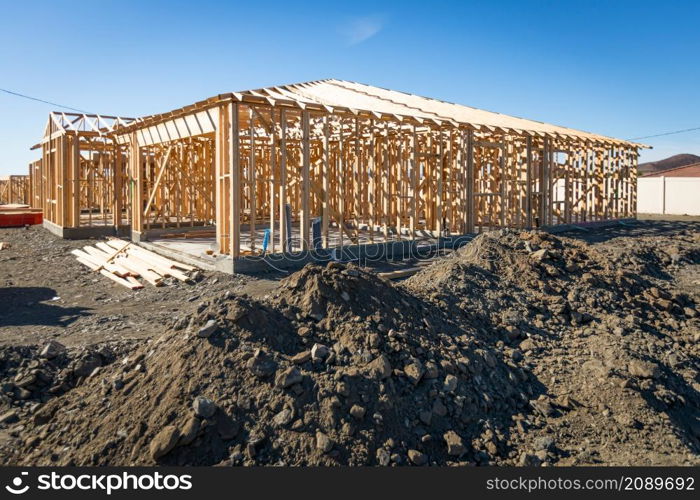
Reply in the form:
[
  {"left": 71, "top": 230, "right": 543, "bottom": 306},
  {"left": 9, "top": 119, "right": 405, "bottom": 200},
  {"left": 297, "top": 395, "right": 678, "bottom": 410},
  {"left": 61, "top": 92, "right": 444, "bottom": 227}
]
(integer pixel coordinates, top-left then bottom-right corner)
[
  {"left": 0, "top": 204, "right": 43, "bottom": 227},
  {"left": 72, "top": 239, "right": 197, "bottom": 290}
]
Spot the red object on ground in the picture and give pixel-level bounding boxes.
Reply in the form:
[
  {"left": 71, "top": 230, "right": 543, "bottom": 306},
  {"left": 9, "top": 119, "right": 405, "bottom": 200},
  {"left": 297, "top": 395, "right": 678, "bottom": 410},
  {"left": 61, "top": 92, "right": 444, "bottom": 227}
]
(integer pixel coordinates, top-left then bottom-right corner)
[{"left": 0, "top": 209, "right": 43, "bottom": 227}]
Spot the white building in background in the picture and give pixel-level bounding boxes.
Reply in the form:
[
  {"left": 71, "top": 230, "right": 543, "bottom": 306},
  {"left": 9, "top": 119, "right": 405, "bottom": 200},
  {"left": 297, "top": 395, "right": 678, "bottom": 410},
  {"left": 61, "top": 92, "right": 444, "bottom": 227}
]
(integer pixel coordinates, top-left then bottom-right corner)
[{"left": 637, "top": 163, "right": 700, "bottom": 216}]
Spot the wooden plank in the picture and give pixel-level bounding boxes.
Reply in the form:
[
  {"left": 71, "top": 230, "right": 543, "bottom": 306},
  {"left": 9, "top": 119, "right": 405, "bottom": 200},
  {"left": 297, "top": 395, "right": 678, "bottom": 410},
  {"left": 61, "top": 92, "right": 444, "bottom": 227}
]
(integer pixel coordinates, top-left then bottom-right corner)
[
  {"left": 105, "top": 239, "right": 196, "bottom": 271},
  {"left": 74, "top": 248, "right": 132, "bottom": 277},
  {"left": 249, "top": 106, "right": 257, "bottom": 251},
  {"left": 300, "top": 110, "right": 311, "bottom": 249},
  {"left": 269, "top": 107, "right": 277, "bottom": 253},
  {"left": 279, "top": 109, "right": 288, "bottom": 252},
  {"left": 143, "top": 145, "right": 173, "bottom": 216},
  {"left": 119, "top": 251, "right": 190, "bottom": 282},
  {"left": 230, "top": 102, "right": 241, "bottom": 258},
  {"left": 71, "top": 135, "right": 80, "bottom": 227},
  {"left": 75, "top": 256, "right": 100, "bottom": 271},
  {"left": 436, "top": 128, "right": 444, "bottom": 235},
  {"left": 526, "top": 136, "right": 533, "bottom": 228},
  {"left": 322, "top": 115, "right": 330, "bottom": 247},
  {"left": 113, "top": 145, "right": 123, "bottom": 227},
  {"left": 130, "top": 132, "right": 143, "bottom": 237},
  {"left": 114, "top": 255, "right": 163, "bottom": 286},
  {"left": 99, "top": 269, "right": 143, "bottom": 290},
  {"left": 466, "top": 129, "right": 475, "bottom": 233}
]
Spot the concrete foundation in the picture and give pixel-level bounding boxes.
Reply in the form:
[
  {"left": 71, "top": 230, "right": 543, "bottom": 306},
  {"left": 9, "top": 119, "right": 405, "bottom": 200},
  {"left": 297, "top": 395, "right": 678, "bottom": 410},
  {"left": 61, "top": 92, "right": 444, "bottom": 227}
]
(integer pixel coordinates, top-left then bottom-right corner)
[
  {"left": 139, "top": 233, "right": 476, "bottom": 275},
  {"left": 544, "top": 217, "right": 637, "bottom": 234},
  {"left": 43, "top": 219, "right": 130, "bottom": 239}
]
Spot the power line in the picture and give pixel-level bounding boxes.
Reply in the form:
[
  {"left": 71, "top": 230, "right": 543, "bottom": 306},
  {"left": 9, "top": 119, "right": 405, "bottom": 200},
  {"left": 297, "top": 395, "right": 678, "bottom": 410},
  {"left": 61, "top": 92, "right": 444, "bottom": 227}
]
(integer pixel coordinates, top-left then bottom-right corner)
[
  {"left": 628, "top": 126, "right": 700, "bottom": 141},
  {"left": 0, "top": 87, "right": 93, "bottom": 114}
]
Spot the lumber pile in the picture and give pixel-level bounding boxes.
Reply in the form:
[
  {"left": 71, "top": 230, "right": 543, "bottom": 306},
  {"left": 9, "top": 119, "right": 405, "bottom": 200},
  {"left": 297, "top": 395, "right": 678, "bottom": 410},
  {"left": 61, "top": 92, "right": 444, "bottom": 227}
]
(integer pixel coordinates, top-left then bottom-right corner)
[{"left": 72, "top": 239, "right": 197, "bottom": 289}]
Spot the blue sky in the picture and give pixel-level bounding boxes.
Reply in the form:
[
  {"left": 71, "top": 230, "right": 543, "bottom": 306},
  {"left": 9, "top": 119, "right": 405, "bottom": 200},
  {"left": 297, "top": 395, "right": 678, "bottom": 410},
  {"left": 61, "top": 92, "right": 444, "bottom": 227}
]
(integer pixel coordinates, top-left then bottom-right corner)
[{"left": 1, "top": 0, "right": 699, "bottom": 175}]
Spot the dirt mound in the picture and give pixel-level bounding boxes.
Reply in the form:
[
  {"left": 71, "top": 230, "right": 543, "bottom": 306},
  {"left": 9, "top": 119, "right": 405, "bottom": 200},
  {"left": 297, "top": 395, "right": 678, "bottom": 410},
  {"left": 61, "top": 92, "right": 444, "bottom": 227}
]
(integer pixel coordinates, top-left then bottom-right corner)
[
  {"left": 405, "top": 229, "right": 697, "bottom": 336},
  {"left": 6, "top": 264, "right": 538, "bottom": 466},
  {"left": 0, "top": 341, "right": 135, "bottom": 429},
  {"left": 1, "top": 226, "right": 698, "bottom": 466},
  {"left": 596, "top": 230, "right": 700, "bottom": 280},
  {"left": 405, "top": 229, "right": 700, "bottom": 465}
]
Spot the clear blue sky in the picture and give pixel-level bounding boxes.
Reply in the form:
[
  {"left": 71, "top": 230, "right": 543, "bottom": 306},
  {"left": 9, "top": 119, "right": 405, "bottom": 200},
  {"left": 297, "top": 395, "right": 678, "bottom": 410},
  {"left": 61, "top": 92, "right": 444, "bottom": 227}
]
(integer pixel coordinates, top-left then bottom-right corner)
[{"left": 1, "top": 0, "right": 699, "bottom": 175}]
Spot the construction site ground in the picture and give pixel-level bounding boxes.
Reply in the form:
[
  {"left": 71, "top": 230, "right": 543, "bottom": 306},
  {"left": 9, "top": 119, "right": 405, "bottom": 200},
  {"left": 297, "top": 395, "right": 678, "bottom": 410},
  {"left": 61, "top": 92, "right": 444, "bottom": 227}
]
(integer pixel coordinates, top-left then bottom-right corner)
[{"left": 0, "top": 218, "right": 697, "bottom": 466}]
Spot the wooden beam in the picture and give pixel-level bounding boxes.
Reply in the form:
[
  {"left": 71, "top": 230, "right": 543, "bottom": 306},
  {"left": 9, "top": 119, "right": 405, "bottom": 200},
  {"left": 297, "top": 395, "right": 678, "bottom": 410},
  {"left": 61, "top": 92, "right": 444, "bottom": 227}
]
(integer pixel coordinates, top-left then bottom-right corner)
[
  {"left": 466, "top": 129, "right": 474, "bottom": 233},
  {"left": 322, "top": 115, "right": 330, "bottom": 247},
  {"left": 279, "top": 109, "right": 288, "bottom": 252},
  {"left": 230, "top": 102, "right": 241, "bottom": 258},
  {"left": 142, "top": 145, "right": 173, "bottom": 216},
  {"left": 300, "top": 110, "right": 311, "bottom": 249}
]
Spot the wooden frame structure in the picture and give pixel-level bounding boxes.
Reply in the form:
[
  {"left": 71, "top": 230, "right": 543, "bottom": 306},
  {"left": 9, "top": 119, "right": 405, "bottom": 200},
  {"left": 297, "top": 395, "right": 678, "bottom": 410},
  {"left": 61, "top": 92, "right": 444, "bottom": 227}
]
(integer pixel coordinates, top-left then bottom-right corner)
[
  {"left": 0, "top": 175, "right": 30, "bottom": 205},
  {"left": 30, "top": 112, "right": 134, "bottom": 232},
  {"left": 28, "top": 159, "right": 42, "bottom": 209},
  {"left": 112, "top": 80, "right": 645, "bottom": 262}
]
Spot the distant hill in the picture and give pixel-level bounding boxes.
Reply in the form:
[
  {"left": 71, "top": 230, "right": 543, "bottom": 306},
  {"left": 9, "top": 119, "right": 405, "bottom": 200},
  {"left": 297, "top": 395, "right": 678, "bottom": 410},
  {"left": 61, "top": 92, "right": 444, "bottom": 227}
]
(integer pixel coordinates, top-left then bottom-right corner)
[{"left": 638, "top": 154, "right": 700, "bottom": 175}]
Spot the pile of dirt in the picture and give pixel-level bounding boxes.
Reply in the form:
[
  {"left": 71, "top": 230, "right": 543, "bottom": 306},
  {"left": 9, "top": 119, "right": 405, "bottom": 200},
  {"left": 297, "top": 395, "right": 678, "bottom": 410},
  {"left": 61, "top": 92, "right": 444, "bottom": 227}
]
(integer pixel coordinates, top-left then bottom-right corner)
[
  {"left": 0, "top": 340, "right": 136, "bottom": 430},
  {"left": 595, "top": 230, "right": 700, "bottom": 280},
  {"left": 3, "top": 264, "right": 540, "bottom": 466},
  {"left": 404, "top": 229, "right": 700, "bottom": 465},
  {"left": 0, "top": 225, "right": 698, "bottom": 466},
  {"left": 405, "top": 229, "right": 698, "bottom": 339}
]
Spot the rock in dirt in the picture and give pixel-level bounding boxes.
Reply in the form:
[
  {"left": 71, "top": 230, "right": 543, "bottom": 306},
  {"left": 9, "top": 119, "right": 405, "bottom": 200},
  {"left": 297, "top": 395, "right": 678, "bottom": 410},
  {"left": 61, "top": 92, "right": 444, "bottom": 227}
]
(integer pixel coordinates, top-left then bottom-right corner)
[
  {"left": 311, "top": 343, "right": 330, "bottom": 362},
  {"left": 197, "top": 320, "right": 218, "bottom": 338},
  {"left": 628, "top": 360, "right": 661, "bottom": 379},
  {"left": 365, "top": 355, "right": 392, "bottom": 380},
  {"left": 275, "top": 367, "right": 302, "bottom": 389},
  {"left": 273, "top": 408, "right": 294, "bottom": 427},
  {"left": 40, "top": 340, "right": 66, "bottom": 360},
  {"left": 316, "top": 431, "right": 333, "bottom": 453},
  {"left": 290, "top": 351, "right": 311, "bottom": 364},
  {"left": 150, "top": 426, "right": 180, "bottom": 460},
  {"left": 178, "top": 417, "right": 200, "bottom": 446},
  {"left": 349, "top": 405, "right": 366, "bottom": 420},
  {"left": 408, "top": 449, "right": 428, "bottom": 465},
  {"left": 443, "top": 374, "right": 458, "bottom": 393},
  {"left": 73, "top": 351, "right": 102, "bottom": 378},
  {"left": 246, "top": 351, "right": 277, "bottom": 378},
  {"left": 404, "top": 358, "right": 425, "bottom": 385},
  {"left": 192, "top": 396, "right": 216, "bottom": 418},
  {"left": 0, "top": 410, "right": 19, "bottom": 424},
  {"left": 443, "top": 430, "right": 466, "bottom": 456}
]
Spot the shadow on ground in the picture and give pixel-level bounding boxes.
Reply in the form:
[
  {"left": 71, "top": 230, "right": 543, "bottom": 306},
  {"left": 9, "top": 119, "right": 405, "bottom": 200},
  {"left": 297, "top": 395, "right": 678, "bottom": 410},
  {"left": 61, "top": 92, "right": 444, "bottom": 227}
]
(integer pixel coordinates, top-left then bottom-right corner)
[
  {"left": 0, "top": 287, "right": 91, "bottom": 327},
  {"left": 556, "top": 220, "right": 699, "bottom": 244}
]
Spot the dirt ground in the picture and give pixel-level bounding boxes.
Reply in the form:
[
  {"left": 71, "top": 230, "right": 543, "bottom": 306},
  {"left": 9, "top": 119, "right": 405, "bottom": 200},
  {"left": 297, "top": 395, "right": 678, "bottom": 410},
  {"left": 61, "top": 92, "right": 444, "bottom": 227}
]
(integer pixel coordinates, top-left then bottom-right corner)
[
  {"left": 0, "top": 219, "right": 697, "bottom": 466},
  {"left": 0, "top": 226, "right": 280, "bottom": 347}
]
